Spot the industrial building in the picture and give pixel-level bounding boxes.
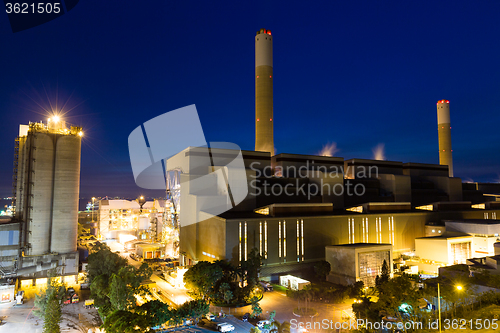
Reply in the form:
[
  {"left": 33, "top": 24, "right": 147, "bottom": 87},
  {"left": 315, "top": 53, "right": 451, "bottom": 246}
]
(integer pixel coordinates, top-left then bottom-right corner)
[
  {"left": 175, "top": 147, "right": 500, "bottom": 278},
  {"left": 92, "top": 198, "right": 176, "bottom": 257},
  {"left": 326, "top": 243, "right": 393, "bottom": 287},
  {"left": 170, "top": 29, "right": 500, "bottom": 285},
  {"left": 0, "top": 118, "right": 82, "bottom": 283}
]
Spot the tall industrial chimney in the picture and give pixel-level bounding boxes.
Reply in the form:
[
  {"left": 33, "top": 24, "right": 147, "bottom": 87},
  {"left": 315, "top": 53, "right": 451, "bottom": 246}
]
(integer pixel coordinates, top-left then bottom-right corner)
[
  {"left": 255, "top": 28, "right": 274, "bottom": 155},
  {"left": 437, "top": 99, "right": 453, "bottom": 177}
]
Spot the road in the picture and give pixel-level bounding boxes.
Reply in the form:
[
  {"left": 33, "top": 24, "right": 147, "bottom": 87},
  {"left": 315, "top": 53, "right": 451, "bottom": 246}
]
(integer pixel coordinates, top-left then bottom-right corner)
[{"left": 209, "top": 289, "right": 354, "bottom": 332}]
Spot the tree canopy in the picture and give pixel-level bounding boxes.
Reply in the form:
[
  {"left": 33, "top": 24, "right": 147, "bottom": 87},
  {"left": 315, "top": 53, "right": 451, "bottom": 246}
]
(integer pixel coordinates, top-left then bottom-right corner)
[
  {"left": 183, "top": 261, "right": 223, "bottom": 300},
  {"left": 87, "top": 242, "right": 152, "bottom": 316},
  {"left": 313, "top": 260, "right": 331, "bottom": 280}
]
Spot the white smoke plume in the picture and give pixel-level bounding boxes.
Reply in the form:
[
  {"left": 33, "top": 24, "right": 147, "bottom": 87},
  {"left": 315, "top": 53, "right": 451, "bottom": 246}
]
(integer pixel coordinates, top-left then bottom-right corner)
[
  {"left": 372, "top": 143, "right": 385, "bottom": 161},
  {"left": 319, "top": 142, "right": 340, "bottom": 157}
]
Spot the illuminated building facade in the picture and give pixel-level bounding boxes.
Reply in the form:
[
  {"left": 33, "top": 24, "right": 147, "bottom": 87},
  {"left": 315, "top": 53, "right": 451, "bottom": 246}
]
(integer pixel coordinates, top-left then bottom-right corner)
[
  {"left": 0, "top": 118, "right": 82, "bottom": 281},
  {"left": 176, "top": 149, "right": 500, "bottom": 280},
  {"left": 95, "top": 198, "right": 178, "bottom": 256}
]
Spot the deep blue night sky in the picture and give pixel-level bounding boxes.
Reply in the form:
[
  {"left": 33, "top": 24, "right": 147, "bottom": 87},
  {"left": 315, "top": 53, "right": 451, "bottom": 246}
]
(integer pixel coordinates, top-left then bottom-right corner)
[{"left": 1, "top": 1, "right": 500, "bottom": 202}]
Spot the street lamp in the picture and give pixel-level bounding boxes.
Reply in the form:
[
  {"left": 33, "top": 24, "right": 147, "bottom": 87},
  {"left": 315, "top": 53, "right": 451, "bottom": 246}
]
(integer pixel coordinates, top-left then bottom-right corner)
[{"left": 456, "top": 285, "right": 463, "bottom": 291}]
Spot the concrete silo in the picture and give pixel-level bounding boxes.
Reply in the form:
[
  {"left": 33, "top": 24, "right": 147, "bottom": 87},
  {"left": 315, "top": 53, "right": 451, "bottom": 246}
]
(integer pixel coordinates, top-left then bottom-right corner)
[
  {"left": 14, "top": 120, "right": 82, "bottom": 258},
  {"left": 50, "top": 130, "right": 81, "bottom": 253},
  {"left": 29, "top": 132, "right": 56, "bottom": 255}
]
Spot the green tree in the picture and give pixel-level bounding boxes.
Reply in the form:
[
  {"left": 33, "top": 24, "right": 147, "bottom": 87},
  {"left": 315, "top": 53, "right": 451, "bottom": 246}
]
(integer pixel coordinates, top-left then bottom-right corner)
[
  {"left": 250, "top": 296, "right": 262, "bottom": 318},
  {"left": 348, "top": 280, "right": 364, "bottom": 298},
  {"left": 109, "top": 264, "right": 153, "bottom": 311},
  {"left": 313, "top": 260, "right": 331, "bottom": 280},
  {"left": 88, "top": 243, "right": 152, "bottom": 316},
  {"left": 375, "top": 260, "right": 390, "bottom": 291},
  {"left": 137, "top": 300, "right": 172, "bottom": 328},
  {"left": 33, "top": 272, "right": 65, "bottom": 332},
  {"left": 352, "top": 296, "right": 379, "bottom": 323},
  {"left": 102, "top": 310, "right": 149, "bottom": 333},
  {"left": 87, "top": 242, "right": 128, "bottom": 282},
  {"left": 220, "top": 282, "right": 234, "bottom": 304},
  {"left": 88, "top": 243, "right": 129, "bottom": 315},
  {"left": 241, "top": 248, "right": 263, "bottom": 288},
  {"left": 43, "top": 292, "right": 62, "bottom": 333},
  {"left": 269, "top": 310, "right": 276, "bottom": 322},
  {"left": 109, "top": 273, "right": 129, "bottom": 310},
  {"left": 183, "top": 261, "right": 223, "bottom": 300},
  {"left": 381, "top": 259, "right": 390, "bottom": 282},
  {"left": 270, "top": 320, "right": 291, "bottom": 333},
  {"left": 250, "top": 327, "right": 262, "bottom": 333},
  {"left": 176, "top": 299, "right": 210, "bottom": 323},
  {"left": 374, "top": 274, "right": 420, "bottom": 322}
]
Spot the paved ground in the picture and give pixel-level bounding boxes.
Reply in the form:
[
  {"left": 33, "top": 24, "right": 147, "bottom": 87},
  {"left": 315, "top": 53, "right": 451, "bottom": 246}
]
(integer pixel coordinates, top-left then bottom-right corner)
[
  {"left": 210, "top": 289, "right": 354, "bottom": 332},
  {"left": 0, "top": 285, "right": 101, "bottom": 333}
]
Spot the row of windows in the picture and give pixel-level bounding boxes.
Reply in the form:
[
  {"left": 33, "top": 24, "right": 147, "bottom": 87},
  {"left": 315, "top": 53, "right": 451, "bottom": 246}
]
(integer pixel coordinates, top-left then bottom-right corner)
[
  {"left": 349, "top": 216, "right": 394, "bottom": 245},
  {"left": 484, "top": 212, "right": 497, "bottom": 219},
  {"left": 239, "top": 220, "right": 304, "bottom": 263}
]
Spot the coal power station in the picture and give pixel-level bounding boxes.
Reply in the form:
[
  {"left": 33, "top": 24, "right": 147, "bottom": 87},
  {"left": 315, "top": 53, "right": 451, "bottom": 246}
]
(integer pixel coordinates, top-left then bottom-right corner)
[{"left": 173, "top": 29, "right": 500, "bottom": 287}]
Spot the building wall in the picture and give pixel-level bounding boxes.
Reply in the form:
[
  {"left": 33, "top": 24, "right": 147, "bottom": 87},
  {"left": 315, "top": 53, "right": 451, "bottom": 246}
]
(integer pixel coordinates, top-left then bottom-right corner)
[
  {"left": 325, "top": 246, "right": 356, "bottom": 285},
  {"left": 0, "top": 284, "right": 15, "bottom": 303},
  {"left": 415, "top": 238, "right": 449, "bottom": 263},
  {"left": 182, "top": 212, "right": 432, "bottom": 269},
  {"left": 326, "top": 244, "right": 392, "bottom": 286},
  {"left": 0, "top": 223, "right": 20, "bottom": 272}
]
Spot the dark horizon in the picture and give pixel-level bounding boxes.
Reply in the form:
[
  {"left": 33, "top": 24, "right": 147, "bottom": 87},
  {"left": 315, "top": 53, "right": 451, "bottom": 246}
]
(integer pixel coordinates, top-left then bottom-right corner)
[{"left": 2, "top": 1, "right": 500, "bottom": 199}]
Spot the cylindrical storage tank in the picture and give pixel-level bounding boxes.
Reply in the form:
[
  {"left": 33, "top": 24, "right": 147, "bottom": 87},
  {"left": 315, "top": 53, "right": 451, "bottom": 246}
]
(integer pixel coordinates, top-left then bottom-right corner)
[
  {"left": 50, "top": 135, "right": 81, "bottom": 253},
  {"left": 30, "top": 133, "right": 55, "bottom": 255},
  {"left": 138, "top": 215, "right": 150, "bottom": 230}
]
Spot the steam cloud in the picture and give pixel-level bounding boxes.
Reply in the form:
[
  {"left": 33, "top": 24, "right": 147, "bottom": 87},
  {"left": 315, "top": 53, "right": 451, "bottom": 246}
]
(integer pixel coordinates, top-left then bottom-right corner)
[
  {"left": 372, "top": 143, "right": 385, "bottom": 161},
  {"left": 319, "top": 142, "right": 340, "bottom": 157}
]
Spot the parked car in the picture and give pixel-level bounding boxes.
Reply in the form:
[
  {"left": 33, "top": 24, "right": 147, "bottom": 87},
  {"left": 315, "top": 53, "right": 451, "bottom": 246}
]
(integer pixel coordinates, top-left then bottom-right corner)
[
  {"left": 84, "top": 299, "right": 94, "bottom": 309},
  {"left": 259, "top": 281, "right": 273, "bottom": 291},
  {"left": 257, "top": 320, "right": 271, "bottom": 329},
  {"left": 242, "top": 313, "right": 250, "bottom": 322},
  {"left": 206, "top": 313, "right": 216, "bottom": 321},
  {"left": 217, "top": 323, "right": 235, "bottom": 332},
  {"left": 16, "top": 290, "right": 25, "bottom": 305}
]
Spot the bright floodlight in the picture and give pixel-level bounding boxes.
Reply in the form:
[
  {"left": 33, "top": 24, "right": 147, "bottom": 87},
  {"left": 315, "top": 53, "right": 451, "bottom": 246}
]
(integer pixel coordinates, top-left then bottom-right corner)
[
  {"left": 53, "top": 115, "right": 60, "bottom": 123},
  {"left": 78, "top": 131, "right": 83, "bottom": 137},
  {"left": 456, "top": 285, "right": 463, "bottom": 291}
]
